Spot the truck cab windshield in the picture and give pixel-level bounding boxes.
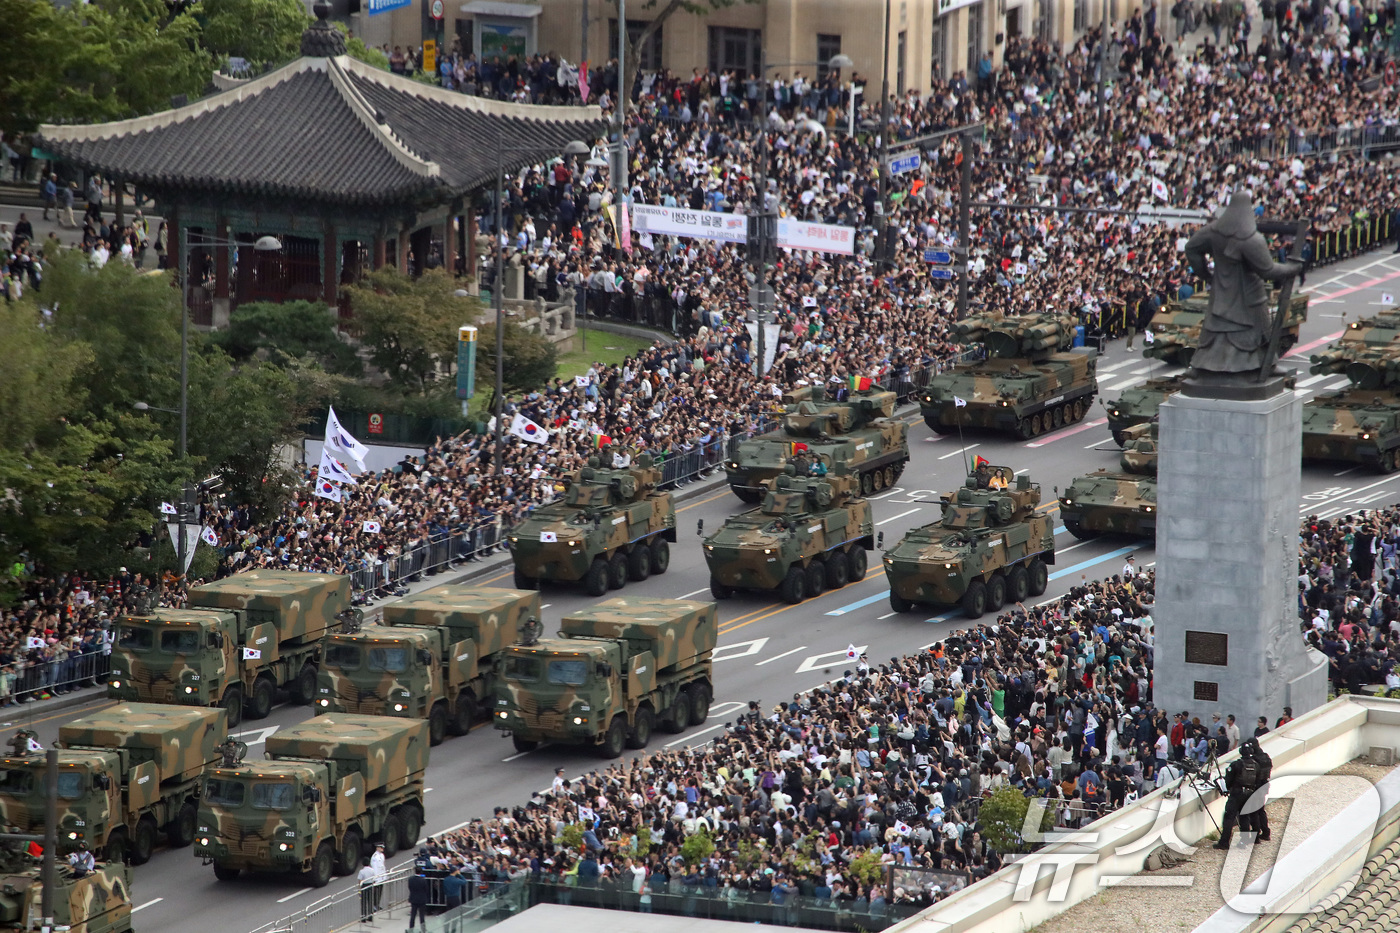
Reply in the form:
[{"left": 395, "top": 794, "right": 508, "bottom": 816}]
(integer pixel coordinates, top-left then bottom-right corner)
[
  {"left": 205, "top": 778, "right": 246, "bottom": 808},
  {"left": 504, "top": 656, "right": 540, "bottom": 681},
  {"left": 546, "top": 659, "right": 589, "bottom": 685},
  {"left": 117, "top": 627, "right": 154, "bottom": 651},
  {"left": 56, "top": 772, "right": 84, "bottom": 799},
  {"left": 161, "top": 630, "right": 200, "bottom": 653},
  {"left": 251, "top": 783, "right": 295, "bottom": 810},
  {"left": 367, "top": 647, "right": 407, "bottom": 673},
  {"left": 325, "top": 644, "right": 361, "bottom": 670},
  {"left": 0, "top": 770, "right": 32, "bottom": 795}
]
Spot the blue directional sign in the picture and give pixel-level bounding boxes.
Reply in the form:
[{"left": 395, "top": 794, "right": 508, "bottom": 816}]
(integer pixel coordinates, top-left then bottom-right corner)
[
  {"left": 367, "top": 0, "right": 411, "bottom": 14},
  {"left": 889, "top": 152, "right": 922, "bottom": 175},
  {"left": 924, "top": 249, "right": 953, "bottom": 264},
  {"left": 929, "top": 268, "right": 956, "bottom": 281}
]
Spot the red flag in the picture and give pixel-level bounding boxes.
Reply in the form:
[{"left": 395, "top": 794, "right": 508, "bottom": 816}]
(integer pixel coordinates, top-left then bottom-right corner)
[
  {"left": 25, "top": 842, "right": 41, "bottom": 858},
  {"left": 578, "top": 61, "right": 590, "bottom": 101},
  {"left": 593, "top": 433, "right": 613, "bottom": 448},
  {"left": 973, "top": 455, "right": 991, "bottom": 470},
  {"left": 910, "top": 180, "right": 925, "bottom": 197}
]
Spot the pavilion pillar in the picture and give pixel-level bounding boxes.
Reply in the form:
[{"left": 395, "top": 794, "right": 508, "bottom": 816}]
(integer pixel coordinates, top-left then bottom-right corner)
[
  {"left": 373, "top": 234, "right": 387, "bottom": 270},
  {"left": 466, "top": 209, "right": 478, "bottom": 283},
  {"left": 398, "top": 224, "right": 411, "bottom": 274},
  {"left": 168, "top": 207, "right": 183, "bottom": 304},
  {"left": 323, "top": 223, "right": 338, "bottom": 306},
  {"left": 212, "top": 218, "right": 231, "bottom": 329},
  {"left": 444, "top": 215, "right": 457, "bottom": 279},
  {"left": 113, "top": 181, "right": 125, "bottom": 228}
]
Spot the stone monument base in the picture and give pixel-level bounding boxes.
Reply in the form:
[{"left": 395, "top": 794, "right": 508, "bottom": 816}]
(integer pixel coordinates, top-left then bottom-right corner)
[{"left": 1153, "top": 386, "right": 1328, "bottom": 724}]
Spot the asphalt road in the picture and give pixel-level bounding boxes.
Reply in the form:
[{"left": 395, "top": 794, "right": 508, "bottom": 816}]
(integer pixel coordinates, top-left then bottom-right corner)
[{"left": 23, "top": 247, "right": 1400, "bottom": 933}]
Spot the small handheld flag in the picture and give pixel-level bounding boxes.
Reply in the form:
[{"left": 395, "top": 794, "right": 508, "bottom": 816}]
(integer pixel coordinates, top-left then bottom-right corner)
[
  {"left": 313, "top": 479, "right": 342, "bottom": 503},
  {"left": 789, "top": 442, "right": 810, "bottom": 457},
  {"left": 200, "top": 526, "right": 218, "bottom": 546},
  {"left": 363, "top": 520, "right": 381, "bottom": 534},
  {"left": 849, "top": 375, "right": 872, "bottom": 392},
  {"left": 592, "top": 433, "right": 613, "bottom": 448},
  {"left": 973, "top": 455, "right": 991, "bottom": 470},
  {"left": 895, "top": 820, "right": 913, "bottom": 837},
  {"left": 160, "top": 502, "right": 177, "bottom": 515},
  {"left": 845, "top": 644, "right": 859, "bottom": 660},
  {"left": 510, "top": 414, "right": 550, "bottom": 445},
  {"left": 325, "top": 406, "right": 369, "bottom": 471},
  {"left": 1144, "top": 330, "right": 1156, "bottom": 344}
]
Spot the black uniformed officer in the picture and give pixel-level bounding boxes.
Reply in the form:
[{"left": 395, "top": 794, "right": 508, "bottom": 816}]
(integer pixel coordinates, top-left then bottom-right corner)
[{"left": 1214, "top": 737, "right": 1271, "bottom": 849}]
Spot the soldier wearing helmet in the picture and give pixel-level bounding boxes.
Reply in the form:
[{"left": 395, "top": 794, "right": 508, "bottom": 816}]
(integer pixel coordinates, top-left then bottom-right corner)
[{"left": 1214, "top": 736, "right": 1273, "bottom": 849}]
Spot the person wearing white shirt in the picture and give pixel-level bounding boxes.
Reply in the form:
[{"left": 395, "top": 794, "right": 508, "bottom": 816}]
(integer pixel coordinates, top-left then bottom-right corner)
[{"left": 370, "top": 843, "right": 387, "bottom": 909}]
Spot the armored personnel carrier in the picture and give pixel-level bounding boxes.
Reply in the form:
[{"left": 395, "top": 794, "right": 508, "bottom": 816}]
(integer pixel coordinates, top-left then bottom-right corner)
[
  {"left": 702, "top": 467, "right": 874, "bottom": 604},
  {"left": 1303, "top": 311, "right": 1400, "bottom": 472},
  {"left": 508, "top": 453, "right": 676, "bottom": 595},
  {"left": 1106, "top": 375, "right": 1184, "bottom": 446},
  {"left": 1304, "top": 309, "right": 1400, "bottom": 381},
  {"left": 1118, "top": 422, "right": 1158, "bottom": 475},
  {"left": 883, "top": 466, "right": 1055, "bottom": 618},
  {"left": 0, "top": 846, "right": 132, "bottom": 933},
  {"left": 724, "top": 386, "right": 909, "bottom": 502},
  {"left": 1144, "top": 289, "right": 1309, "bottom": 366},
  {"left": 1058, "top": 471, "right": 1157, "bottom": 540}
]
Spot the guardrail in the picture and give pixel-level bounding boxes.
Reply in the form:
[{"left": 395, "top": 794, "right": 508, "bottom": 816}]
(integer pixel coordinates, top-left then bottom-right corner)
[
  {"left": 247, "top": 865, "right": 414, "bottom": 933},
  {"left": 2, "top": 649, "right": 108, "bottom": 705}
]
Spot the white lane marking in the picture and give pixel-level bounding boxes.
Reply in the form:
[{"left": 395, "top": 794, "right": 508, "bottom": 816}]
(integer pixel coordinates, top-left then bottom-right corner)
[
  {"left": 1097, "top": 359, "right": 1137, "bottom": 373},
  {"left": 1085, "top": 439, "right": 1109, "bottom": 449},
  {"left": 876, "top": 507, "right": 922, "bottom": 526},
  {"left": 1055, "top": 539, "right": 1096, "bottom": 556},
  {"left": 133, "top": 899, "right": 164, "bottom": 913},
  {"left": 425, "top": 787, "right": 433, "bottom": 793},
  {"left": 676, "top": 588, "right": 710, "bottom": 598},
  {"left": 1129, "top": 365, "right": 1153, "bottom": 375},
  {"left": 1298, "top": 373, "right": 1330, "bottom": 387},
  {"left": 1336, "top": 467, "right": 1358, "bottom": 476},
  {"left": 502, "top": 746, "right": 542, "bottom": 762},
  {"left": 868, "top": 486, "right": 907, "bottom": 500},
  {"left": 755, "top": 646, "right": 808, "bottom": 666},
  {"left": 878, "top": 611, "right": 899, "bottom": 619},
  {"left": 1353, "top": 491, "right": 1391, "bottom": 505},
  {"left": 1014, "top": 468, "right": 1029, "bottom": 475},
  {"left": 540, "top": 603, "right": 552, "bottom": 609},
  {"left": 1105, "top": 377, "right": 1145, "bottom": 392},
  {"left": 938, "top": 445, "right": 976, "bottom": 460},
  {"left": 795, "top": 646, "right": 867, "bottom": 674},
  {"left": 664, "top": 724, "right": 725, "bottom": 747},
  {"left": 277, "top": 888, "right": 313, "bottom": 904},
  {"left": 232, "top": 725, "right": 280, "bottom": 746},
  {"left": 712, "top": 638, "right": 769, "bottom": 662}
]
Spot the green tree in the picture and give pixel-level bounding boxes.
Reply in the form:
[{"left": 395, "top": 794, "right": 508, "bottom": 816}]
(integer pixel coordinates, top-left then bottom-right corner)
[
  {"left": 214, "top": 300, "right": 363, "bottom": 377},
  {"left": 475, "top": 321, "right": 559, "bottom": 396},
  {"left": 680, "top": 827, "right": 715, "bottom": 865},
  {"left": 977, "top": 786, "right": 1044, "bottom": 854},
  {"left": 201, "top": 0, "right": 309, "bottom": 70},
  {"left": 845, "top": 849, "right": 886, "bottom": 888},
  {"left": 343, "top": 268, "right": 477, "bottom": 394},
  {"left": 334, "top": 22, "right": 389, "bottom": 70}
]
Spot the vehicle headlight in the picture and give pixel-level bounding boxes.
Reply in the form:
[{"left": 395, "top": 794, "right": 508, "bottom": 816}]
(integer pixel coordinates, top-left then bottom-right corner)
[
  {"left": 510, "top": 536, "right": 518, "bottom": 543},
  {"left": 1000, "top": 400, "right": 1009, "bottom": 407},
  {"left": 278, "top": 843, "right": 290, "bottom": 852},
  {"left": 498, "top": 711, "right": 508, "bottom": 719},
  {"left": 1109, "top": 409, "right": 1119, "bottom": 417},
  {"left": 883, "top": 557, "right": 892, "bottom": 565},
  {"left": 393, "top": 704, "right": 405, "bottom": 712},
  {"left": 1144, "top": 505, "right": 1155, "bottom": 512},
  {"left": 572, "top": 717, "right": 584, "bottom": 725},
  {"left": 198, "top": 837, "right": 210, "bottom": 847},
  {"left": 318, "top": 698, "right": 330, "bottom": 707},
  {"left": 569, "top": 540, "right": 578, "bottom": 546},
  {"left": 764, "top": 548, "right": 772, "bottom": 554},
  {"left": 1063, "top": 498, "right": 1073, "bottom": 505},
  {"left": 945, "top": 563, "right": 954, "bottom": 569},
  {"left": 110, "top": 680, "right": 122, "bottom": 689},
  {"left": 67, "top": 831, "right": 78, "bottom": 840},
  {"left": 728, "top": 461, "right": 739, "bottom": 469},
  {"left": 184, "top": 686, "right": 195, "bottom": 694},
  {"left": 705, "top": 545, "right": 714, "bottom": 551},
  {"left": 1363, "top": 432, "right": 1371, "bottom": 439}
]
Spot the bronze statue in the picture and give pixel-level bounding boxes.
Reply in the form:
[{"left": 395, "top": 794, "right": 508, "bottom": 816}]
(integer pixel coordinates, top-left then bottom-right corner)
[{"left": 1184, "top": 191, "right": 1302, "bottom": 385}]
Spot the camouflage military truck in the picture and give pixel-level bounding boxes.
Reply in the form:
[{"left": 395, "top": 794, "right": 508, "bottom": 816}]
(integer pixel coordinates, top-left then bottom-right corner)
[
  {"left": 315, "top": 586, "right": 539, "bottom": 745},
  {"left": 1058, "top": 471, "right": 1158, "bottom": 540},
  {"left": 724, "top": 386, "right": 909, "bottom": 501},
  {"left": 195, "top": 714, "right": 428, "bottom": 887},
  {"left": 108, "top": 570, "right": 352, "bottom": 727},
  {"left": 1118, "top": 422, "right": 1158, "bottom": 475},
  {"left": 1143, "top": 289, "right": 1309, "bottom": 366},
  {"left": 919, "top": 310, "right": 1097, "bottom": 439},
  {"left": 508, "top": 454, "right": 676, "bottom": 595},
  {"left": 0, "top": 703, "right": 226, "bottom": 865},
  {"left": 491, "top": 598, "right": 715, "bottom": 758},
  {"left": 1106, "top": 375, "right": 1184, "bottom": 446},
  {"left": 0, "top": 846, "right": 132, "bottom": 933},
  {"left": 702, "top": 467, "right": 875, "bottom": 604},
  {"left": 883, "top": 467, "right": 1054, "bottom": 618}
]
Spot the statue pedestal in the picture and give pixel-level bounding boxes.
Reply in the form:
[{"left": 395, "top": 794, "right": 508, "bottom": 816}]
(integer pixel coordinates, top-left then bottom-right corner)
[{"left": 1153, "top": 387, "right": 1328, "bottom": 724}]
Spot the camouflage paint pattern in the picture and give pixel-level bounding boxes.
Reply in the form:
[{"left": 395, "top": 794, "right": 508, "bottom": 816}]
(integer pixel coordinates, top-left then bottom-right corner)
[
  {"left": 1301, "top": 387, "right": 1400, "bottom": 473},
  {"left": 703, "top": 471, "right": 874, "bottom": 595},
  {"left": 490, "top": 599, "right": 715, "bottom": 748},
  {"left": 1059, "top": 470, "right": 1158, "bottom": 539},
  {"left": 316, "top": 586, "right": 539, "bottom": 725},
  {"left": 883, "top": 468, "right": 1055, "bottom": 616},
  {"left": 920, "top": 311, "right": 1097, "bottom": 438},
  {"left": 185, "top": 570, "right": 350, "bottom": 646},
  {"left": 0, "top": 856, "right": 132, "bottom": 933},
  {"left": 724, "top": 387, "right": 909, "bottom": 501},
  {"left": 107, "top": 608, "right": 233, "bottom": 707},
  {"left": 1308, "top": 309, "right": 1400, "bottom": 384},
  {"left": 1145, "top": 290, "right": 1308, "bottom": 365},
  {"left": 509, "top": 455, "right": 677, "bottom": 585},
  {"left": 1107, "top": 375, "right": 1185, "bottom": 445},
  {"left": 0, "top": 704, "right": 226, "bottom": 855},
  {"left": 195, "top": 715, "right": 427, "bottom": 875},
  {"left": 1118, "top": 423, "right": 1158, "bottom": 475}
]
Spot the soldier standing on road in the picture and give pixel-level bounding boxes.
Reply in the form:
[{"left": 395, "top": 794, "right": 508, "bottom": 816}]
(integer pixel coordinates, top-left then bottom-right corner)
[
  {"left": 358, "top": 857, "right": 377, "bottom": 922},
  {"left": 370, "top": 843, "right": 386, "bottom": 910}
]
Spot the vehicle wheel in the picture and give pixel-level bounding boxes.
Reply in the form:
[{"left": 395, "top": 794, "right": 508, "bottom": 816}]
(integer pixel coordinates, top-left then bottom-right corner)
[
  {"left": 450, "top": 693, "right": 477, "bottom": 736},
  {"left": 889, "top": 590, "right": 914, "bottom": 612},
  {"left": 246, "top": 676, "right": 275, "bottom": 720},
  {"left": 1065, "top": 519, "right": 1097, "bottom": 541},
  {"left": 511, "top": 736, "right": 538, "bottom": 753},
  {"left": 1052, "top": 406, "right": 1065, "bottom": 428},
  {"left": 105, "top": 828, "right": 128, "bottom": 865},
  {"left": 213, "top": 864, "right": 240, "bottom": 881},
  {"left": 1008, "top": 565, "right": 1030, "bottom": 603},
  {"left": 1016, "top": 418, "right": 1034, "bottom": 440},
  {"left": 628, "top": 545, "right": 652, "bottom": 582},
  {"left": 378, "top": 812, "right": 402, "bottom": 858},
  {"left": 1379, "top": 450, "right": 1398, "bottom": 474},
  {"left": 292, "top": 663, "right": 317, "bottom": 705},
  {"left": 986, "top": 573, "right": 1007, "bottom": 612},
  {"left": 607, "top": 552, "right": 629, "bottom": 590},
  {"left": 779, "top": 567, "right": 807, "bottom": 604},
  {"left": 928, "top": 417, "right": 956, "bottom": 434},
  {"left": 883, "top": 466, "right": 896, "bottom": 488},
  {"left": 428, "top": 703, "right": 448, "bottom": 746},
  {"left": 688, "top": 683, "right": 711, "bottom": 723},
  {"left": 805, "top": 561, "right": 826, "bottom": 598},
  {"left": 825, "top": 552, "right": 850, "bottom": 589},
  {"left": 961, "top": 580, "right": 988, "bottom": 619},
  {"left": 860, "top": 472, "right": 875, "bottom": 496},
  {"left": 650, "top": 539, "right": 671, "bottom": 574},
  {"left": 167, "top": 800, "right": 197, "bottom": 848},
  {"left": 397, "top": 805, "right": 423, "bottom": 849},
  {"left": 1028, "top": 558, "right": 1049, "bottom": 596},
  {"left": 847, "top": 547, "right": 868, "bottom": 582},
  {"left": 626, "top": 707, "right": 653, "bottom": 749},
  {"left": 308, "top": 841, "right": 335, "bottom": 888},
  {"left": 871, "top": 469, "right": 885, "bottom": 491},
  {"left": 1071, "top": 399, "right": 1086, "bottom": 422},
  {"left": 513, "top": 568, "right": 538, "bottom": 590},
  {"left": 221, "top": 685, "right": 244, "bottom": 729},
  {"left": 601, "top": 716, "right": 627, "bottom": 759},
  {"left": 709, "top": 574, "right": 733, "bottom": 599},
  {"left": 583, "top": 559, "right": 610, "bottom": 597},
  {"left": 666, "top": 690, "right": 692, "bottom": 734},
  {"left": 131, "top": 816, "right": 158, "bottom": 865},
  {"left": 732, "top": 487, "right": 762, "bottom": 503},
  {"left": 336, "top": 829, "right": 364, "bottom": 876}
]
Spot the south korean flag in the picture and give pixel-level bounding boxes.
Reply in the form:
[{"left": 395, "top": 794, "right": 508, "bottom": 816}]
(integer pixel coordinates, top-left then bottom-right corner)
[{"left": 540, "top": 531, "right": 558, "bottom": 543}]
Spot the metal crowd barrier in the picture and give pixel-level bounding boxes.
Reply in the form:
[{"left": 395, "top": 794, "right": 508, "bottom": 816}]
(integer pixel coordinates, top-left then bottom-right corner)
[
  {"left": 4, "top": 649, "right": 108, "bottom": 704},
  {"left": 248, "top": 866, "right": 414, "bottom": 933},
  {"left": 1308, "top": 213, "right": 1392, "bottom": 267}
]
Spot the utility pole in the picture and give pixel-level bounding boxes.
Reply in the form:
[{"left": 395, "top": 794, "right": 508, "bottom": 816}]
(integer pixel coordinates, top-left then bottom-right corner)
[
  {"left": 751, "top": 51, "right": 773, "bottom": 380},
  {"left": 580, "top": 0, "right": 588, "bottom": 66},
  {"left": 877, "top": 0, "right": 893, "bottom": 264},
  {"left": 1097, "top": 0, "right": 1110, "bottom": 133},
  {"left": 614, "top": 0, "right": 628, "bottom": 198},
  {"left": 40, "top": 749, "right": 56, "bottom": 926},
  {"left": 957, "top": 131, "right": 973, "bottom": 320}
]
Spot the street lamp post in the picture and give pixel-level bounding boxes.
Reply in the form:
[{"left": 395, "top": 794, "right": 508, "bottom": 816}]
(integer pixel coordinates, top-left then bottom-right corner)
[{"left": 877, "top": 0, "right": 893, "bottom": 265}]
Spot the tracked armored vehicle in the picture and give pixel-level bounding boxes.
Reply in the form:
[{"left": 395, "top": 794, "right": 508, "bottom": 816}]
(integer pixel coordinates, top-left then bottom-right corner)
[
  {"left": 883, "top": 466, "right": 1055, "bottom": 619},
  {"left": 724, "top": 386, "right": 909, "bottom": 502},
  {"left": 1118, "top": 422, "right": 1158, "bottom": 475},
  {"left": 1106, "top": 375, "right": 1184, "bottom": 446},
  {"left": 1143, "top": 289, "right": 1308, "bottom": 366},
  {"left": 919, "top": 311, "right": 1097, "bottom": 440},
  {"left": 1303, "top": 312, "right": 1400, "bottom": 472},
  {"left": 507, "top": 454, "right": 676, "bottom": 595},
  {"left": 1059, "top": 471, "right": 1157, "bottom": 540},
  {"left": 702, "top": 467, "right": 874, "bottom": 604}
]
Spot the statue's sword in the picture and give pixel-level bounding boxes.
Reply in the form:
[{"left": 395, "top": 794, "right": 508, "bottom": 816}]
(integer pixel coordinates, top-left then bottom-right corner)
[{"left": 1257, "top": 218, "right": 1311, "bottom": 383}]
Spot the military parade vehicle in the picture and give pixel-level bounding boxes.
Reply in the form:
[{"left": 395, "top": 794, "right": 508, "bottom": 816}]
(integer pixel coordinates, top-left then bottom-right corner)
[
  {"left": 1058, "top": 471, "right": 1158, "bottom": 540},
  {"left": 0, "top": 704, "right": 227, "bottom": 865},
  {"left": 1304, "top": 311, "right": 1400, "bottom": 472},
  {"left": 491, "top": 598, "right": 715, "bottom": 758},
  {"left": 919, "top": 310, "right": 1097, "bottom": 439},
  {"left": 0, "top": 845, "right": 132, "bottom": 933},
  {"left": 723, "top": 385, "right": 909, "bottom": 502},
  {"left": 702, "top": 466, "right": 874, "bottom": 604},
  {"left": 882, "top": 465, "right": 1054, "bottom": 618},
  {"left": 508, "top": 453, "right": 676, "bottom": 595},
  {"left": 1143, "top": 289, "right": 1309, "bottom": 366},
  {"left": 1118, "top": 422, "right": 1158, "bottom": 475},
  {"left": 108, "top": 570, "right": 352, "bottom": 727},
  {"left": 1106, "top": 375, "right": 1184, "bottom": 446},
  {"left": 195, "top": 714, "right": 428, "bottom": 887},
  {"left": 315, "top": 586, "right": 538, "bottom": 745}
]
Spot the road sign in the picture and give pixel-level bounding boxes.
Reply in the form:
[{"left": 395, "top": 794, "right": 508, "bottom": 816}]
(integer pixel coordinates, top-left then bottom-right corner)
[
  {"left": 929, "top": 269, "right": 956, "bottom": 280},
  {"left": 924, "top": 249, "right": 952, "bottom": 264},
  {"left": 889, "top": 152, "right": 922, "bottom": 175}
]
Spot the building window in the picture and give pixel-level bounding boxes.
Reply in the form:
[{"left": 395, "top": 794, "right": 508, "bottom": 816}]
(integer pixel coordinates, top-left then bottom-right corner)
[
  {"left": 896, "top": 31, "right": 907, "bottom": 95},
  {"left": 816, "top": 33, "right": 842, "bottom": 81},
  {"left": 1074, "top": 0, "right": 1089, "bottom": 32},
  {"left": 1036, "top": 0, "right": 1053, "bottom": 40},
  {"left": 609, "top": 18, "right": 663, "bottom": 72},
  {"left": 708, "top": 26, "right": 762, "bottom": 79},
  {"left": 966, "top": 2, "right": 985, "bottom": 67},
  {"left": 931, "top": 16, "right": 949, "bottom": 82}
]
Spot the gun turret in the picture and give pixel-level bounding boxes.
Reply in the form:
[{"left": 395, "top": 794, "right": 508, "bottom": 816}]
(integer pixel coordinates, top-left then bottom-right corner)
[
  {"left": 1309, "top": 311, "right": 1400, "bottom": 382},
  {"left": 952, "top": 310, "right": 1076, "bottom": 361},
  {"left": 941, "top": 466, "right": 1040, "bottom": 530},
  {"left": 781, "top": 391, "right": 897, "bottom": 437}
]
